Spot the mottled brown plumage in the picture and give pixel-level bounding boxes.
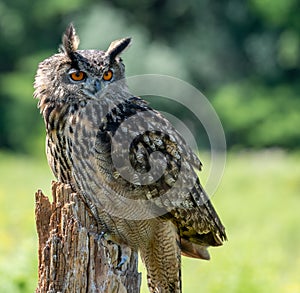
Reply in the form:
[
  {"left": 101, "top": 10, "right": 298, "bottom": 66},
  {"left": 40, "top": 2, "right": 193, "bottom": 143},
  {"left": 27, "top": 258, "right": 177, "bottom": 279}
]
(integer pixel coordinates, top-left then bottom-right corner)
[{"left": 34, "top": 24, "right": 226, "bottom": 293}]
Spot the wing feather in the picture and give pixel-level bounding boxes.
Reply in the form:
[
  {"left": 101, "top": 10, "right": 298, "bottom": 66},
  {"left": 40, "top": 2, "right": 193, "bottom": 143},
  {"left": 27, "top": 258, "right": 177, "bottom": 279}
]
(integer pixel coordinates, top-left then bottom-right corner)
[{"left": 95, "top": 96, "right": 226, "bottom": 246}]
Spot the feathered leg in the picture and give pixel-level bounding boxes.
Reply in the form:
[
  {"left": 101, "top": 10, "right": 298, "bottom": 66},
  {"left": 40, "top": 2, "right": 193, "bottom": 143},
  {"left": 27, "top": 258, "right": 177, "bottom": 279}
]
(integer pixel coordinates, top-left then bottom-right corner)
[{"left": 140, "top": 221, "right": 181, "bottom": 293}]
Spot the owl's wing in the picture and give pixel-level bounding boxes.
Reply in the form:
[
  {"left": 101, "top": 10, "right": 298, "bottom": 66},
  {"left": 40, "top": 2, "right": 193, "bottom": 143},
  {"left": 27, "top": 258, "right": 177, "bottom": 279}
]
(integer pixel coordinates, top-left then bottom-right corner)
[{"left": 95, "top": 96, "right": 226, "bottom": 248}]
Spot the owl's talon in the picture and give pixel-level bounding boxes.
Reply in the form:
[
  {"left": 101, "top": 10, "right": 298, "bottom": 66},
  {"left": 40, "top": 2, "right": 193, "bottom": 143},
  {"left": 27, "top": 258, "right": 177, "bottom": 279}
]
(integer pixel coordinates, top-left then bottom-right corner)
[
  {"left": 116, "top": 255, "right": 129, "bottom": 270},
  {"left": 98, "top": 230, "right": 107, "bottom": 240}
]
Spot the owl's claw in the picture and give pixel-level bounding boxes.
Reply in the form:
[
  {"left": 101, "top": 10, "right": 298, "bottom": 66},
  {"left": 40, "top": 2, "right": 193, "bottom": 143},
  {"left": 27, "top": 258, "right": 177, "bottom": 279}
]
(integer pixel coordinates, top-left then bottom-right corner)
[
  {"left": 116, "top": 255, "right": 129, "bottom": 269},
  {"left": 98, "top": 230, "right": 107, "bottom": 240}
]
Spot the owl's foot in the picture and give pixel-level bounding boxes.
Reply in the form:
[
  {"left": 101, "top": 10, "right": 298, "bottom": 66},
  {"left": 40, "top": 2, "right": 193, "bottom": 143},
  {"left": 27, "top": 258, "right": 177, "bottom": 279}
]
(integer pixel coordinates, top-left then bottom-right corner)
[
  {"left": 116, "top": 255, "right": 129, "bottom": 269},
  {"left": 116, "top": 244, "right": 132, "bottom": 270},
  {"left": 98, "top": 230, "right": 107, "bottom": 240}
]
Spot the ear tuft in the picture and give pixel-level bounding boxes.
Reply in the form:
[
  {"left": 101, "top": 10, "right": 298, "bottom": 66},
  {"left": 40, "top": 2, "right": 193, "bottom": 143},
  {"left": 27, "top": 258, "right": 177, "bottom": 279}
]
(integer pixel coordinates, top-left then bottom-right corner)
[
  {"left": 60, "top": 23, "right": 80, "bottom": 55},
  {"left": 106, "top": 37, "right": 132, "bottom": 63}
]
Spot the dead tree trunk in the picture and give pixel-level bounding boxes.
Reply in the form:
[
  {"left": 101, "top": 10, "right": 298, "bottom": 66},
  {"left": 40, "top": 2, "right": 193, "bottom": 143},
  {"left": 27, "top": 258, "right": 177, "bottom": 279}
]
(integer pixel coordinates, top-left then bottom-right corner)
[{"left": 35, "top": 181, "right": 141, "bottom": 293}]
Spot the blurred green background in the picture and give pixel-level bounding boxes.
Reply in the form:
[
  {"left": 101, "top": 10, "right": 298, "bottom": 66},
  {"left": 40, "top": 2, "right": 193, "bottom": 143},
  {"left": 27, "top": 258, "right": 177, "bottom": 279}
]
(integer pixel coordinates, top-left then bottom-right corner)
[{"left": 0, "top": 0, "right": 299, "bottom": 292}]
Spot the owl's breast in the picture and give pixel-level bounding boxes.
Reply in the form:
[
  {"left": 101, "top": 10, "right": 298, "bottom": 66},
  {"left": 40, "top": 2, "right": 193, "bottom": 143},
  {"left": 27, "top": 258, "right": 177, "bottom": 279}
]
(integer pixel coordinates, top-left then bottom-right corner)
[
  {"left": 43, "top": 103, "right": 75, "bottom": 184},
  {"left": 46, "top": 127, "right": 74, "bottom": 184}
]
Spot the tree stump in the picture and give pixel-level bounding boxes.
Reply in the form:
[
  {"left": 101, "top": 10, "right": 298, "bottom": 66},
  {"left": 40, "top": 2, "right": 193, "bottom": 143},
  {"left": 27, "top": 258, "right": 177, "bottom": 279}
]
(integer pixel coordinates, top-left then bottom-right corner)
[{"left": 35, "top": 181, "right": 141, "bottom": 293}]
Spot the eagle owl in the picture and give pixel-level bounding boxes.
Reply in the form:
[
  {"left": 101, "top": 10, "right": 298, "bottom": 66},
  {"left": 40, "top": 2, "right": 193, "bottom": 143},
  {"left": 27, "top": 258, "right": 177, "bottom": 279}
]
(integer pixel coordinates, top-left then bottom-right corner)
[{"left": 34, "top": 24, "right": 226, "bottom": 293}]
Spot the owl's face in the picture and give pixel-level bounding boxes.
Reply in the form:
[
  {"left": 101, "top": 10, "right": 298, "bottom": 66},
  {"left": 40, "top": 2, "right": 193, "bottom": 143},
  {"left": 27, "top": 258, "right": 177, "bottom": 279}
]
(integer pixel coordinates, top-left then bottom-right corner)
[{"left": 34, "top": 24, "right": 131, "bottom": 105}]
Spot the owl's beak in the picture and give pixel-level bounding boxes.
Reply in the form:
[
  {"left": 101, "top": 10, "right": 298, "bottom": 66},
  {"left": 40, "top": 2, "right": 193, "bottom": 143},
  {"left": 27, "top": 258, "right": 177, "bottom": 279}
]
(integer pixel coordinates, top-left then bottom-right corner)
[
  {"left": 94, "top": 79, "right": 101, "bottom": 92},
  {"left": 82, "top": 78, "right": 102, "bottom": 99}
]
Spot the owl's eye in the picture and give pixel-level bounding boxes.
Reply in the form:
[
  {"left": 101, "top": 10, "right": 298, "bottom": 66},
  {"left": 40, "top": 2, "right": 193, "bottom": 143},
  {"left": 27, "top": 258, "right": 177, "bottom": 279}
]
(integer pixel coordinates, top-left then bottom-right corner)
[
  {"left": 69, "top": 71, "right": 86, "bottom": 81},
  {"left": 103, "top": 70, "right": 113, "bottom": 81}
]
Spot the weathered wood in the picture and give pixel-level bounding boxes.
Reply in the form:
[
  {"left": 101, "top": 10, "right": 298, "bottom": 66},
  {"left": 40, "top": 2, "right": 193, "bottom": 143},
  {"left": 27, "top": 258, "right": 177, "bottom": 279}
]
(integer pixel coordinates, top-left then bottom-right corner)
[{"left": 35, "top": 181, "right": 141, "bottom": 293}]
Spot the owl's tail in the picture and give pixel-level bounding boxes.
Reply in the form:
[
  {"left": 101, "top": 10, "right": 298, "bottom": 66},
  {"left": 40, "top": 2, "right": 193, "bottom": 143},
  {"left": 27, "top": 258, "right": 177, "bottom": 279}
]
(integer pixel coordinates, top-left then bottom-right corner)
[{"left": 180, "top": 238, "right": 210, "bottom": 260}]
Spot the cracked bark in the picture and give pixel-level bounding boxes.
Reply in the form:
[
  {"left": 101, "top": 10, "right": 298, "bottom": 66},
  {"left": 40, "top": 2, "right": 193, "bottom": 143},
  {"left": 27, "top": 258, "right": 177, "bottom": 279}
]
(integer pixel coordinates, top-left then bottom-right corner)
[{"left": 35, "top": 181, "right": 141, "bottom": 293}]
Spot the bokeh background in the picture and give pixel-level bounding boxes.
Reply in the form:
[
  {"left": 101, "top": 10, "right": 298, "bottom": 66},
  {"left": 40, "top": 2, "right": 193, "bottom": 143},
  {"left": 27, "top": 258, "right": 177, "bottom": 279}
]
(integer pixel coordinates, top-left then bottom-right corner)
[{"left": 0, "top": 0, "right": 299, "bottom": 292}]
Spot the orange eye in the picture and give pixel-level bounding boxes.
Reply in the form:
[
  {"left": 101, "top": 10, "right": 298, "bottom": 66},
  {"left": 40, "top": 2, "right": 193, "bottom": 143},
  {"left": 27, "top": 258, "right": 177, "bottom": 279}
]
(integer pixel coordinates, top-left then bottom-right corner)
[
  {"left": 103, "top": 70, "right": 113, "bottom": 81},
  {"left": 70, "top": 71, "right": 86, "bottom": 81}
]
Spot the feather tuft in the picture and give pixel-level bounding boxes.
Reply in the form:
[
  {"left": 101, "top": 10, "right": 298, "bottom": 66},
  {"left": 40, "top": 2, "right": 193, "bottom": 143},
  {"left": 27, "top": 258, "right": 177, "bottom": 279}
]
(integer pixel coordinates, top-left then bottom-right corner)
[
  {"left": 60, "top": 23, "right": 80, "bottom": 55},
  {"left": 105, "top": 37, "right": 132, "bottom": 63}
]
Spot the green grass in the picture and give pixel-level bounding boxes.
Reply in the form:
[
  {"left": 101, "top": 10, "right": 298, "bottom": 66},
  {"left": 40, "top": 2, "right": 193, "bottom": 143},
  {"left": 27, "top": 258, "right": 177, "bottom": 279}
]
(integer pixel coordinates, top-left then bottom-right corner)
[
  {"left": 0, "top": 152, "right": 54, "bottom": 293},
  {"left": 0, "top": 150, "right": 299, "bottom": 292}
]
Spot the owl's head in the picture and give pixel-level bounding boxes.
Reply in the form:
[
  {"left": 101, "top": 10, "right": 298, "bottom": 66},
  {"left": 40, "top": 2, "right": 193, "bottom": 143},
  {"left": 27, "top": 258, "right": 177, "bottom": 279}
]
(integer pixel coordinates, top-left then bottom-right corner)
[{"left": 34, "top": 24, "right": 131, "bottom": 105}]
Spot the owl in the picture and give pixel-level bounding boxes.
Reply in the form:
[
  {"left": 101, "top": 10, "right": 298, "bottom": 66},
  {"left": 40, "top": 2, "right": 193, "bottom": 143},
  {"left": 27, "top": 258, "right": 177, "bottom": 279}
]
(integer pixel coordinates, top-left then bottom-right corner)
[{"left": 34, "top": 24, "right": 226, "bottom": 293}]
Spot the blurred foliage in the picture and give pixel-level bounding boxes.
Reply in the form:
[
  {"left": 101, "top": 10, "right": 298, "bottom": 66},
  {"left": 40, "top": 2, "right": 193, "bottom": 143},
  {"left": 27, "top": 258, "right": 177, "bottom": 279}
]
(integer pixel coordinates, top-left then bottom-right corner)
[{"left": 0, "top": 0, "right": 299, "bottom": 154}]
